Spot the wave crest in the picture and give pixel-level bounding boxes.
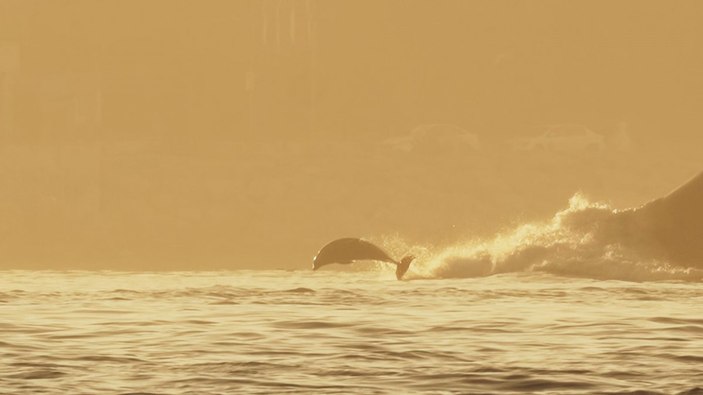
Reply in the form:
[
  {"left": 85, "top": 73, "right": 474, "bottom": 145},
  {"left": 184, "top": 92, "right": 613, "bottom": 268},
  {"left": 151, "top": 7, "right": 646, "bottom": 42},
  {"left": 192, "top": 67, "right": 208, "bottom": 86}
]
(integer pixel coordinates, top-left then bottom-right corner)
[{"left": 407, "top": 194, "right": 702, "bottom": 282}]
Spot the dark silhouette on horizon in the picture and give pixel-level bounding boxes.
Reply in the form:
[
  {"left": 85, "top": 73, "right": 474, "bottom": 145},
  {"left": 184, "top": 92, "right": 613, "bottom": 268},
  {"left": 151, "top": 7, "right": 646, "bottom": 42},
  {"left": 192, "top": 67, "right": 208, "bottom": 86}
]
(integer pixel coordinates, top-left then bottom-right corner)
[
  {"left": 613, "top": 171, "right": 703, "bottom": 268},
  {"left": 313, "top": 238, "right": 415, "bottom": 280}
]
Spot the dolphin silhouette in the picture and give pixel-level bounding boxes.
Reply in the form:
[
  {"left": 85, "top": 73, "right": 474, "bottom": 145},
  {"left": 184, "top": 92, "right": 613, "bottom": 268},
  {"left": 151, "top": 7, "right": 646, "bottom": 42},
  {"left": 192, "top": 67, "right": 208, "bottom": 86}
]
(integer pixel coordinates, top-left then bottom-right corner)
[{"left": 313, "top": 238, "right": 415, "bottom": 280}]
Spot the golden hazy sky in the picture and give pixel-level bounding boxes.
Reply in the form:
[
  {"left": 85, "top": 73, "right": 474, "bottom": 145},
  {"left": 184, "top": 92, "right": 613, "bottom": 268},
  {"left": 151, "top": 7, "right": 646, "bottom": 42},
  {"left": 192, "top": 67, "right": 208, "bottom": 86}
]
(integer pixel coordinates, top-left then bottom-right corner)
[{"left": 0, "top": 1, "right": 701, "bottom": 269}]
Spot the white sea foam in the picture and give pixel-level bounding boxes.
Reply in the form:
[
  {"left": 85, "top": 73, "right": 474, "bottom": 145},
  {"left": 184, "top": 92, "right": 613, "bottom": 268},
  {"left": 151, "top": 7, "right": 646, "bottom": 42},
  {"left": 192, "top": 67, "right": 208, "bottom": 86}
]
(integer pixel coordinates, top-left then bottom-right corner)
[{"left": 374, "top": 172, "right": 703, "bottom": 282}]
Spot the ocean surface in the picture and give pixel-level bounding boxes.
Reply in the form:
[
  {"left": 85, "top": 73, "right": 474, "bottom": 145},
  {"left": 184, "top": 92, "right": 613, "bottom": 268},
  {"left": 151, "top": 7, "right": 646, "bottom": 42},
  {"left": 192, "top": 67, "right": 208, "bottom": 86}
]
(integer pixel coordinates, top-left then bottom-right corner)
[{"left": 1, "top": 270, "right": 701, "bottom": 394}]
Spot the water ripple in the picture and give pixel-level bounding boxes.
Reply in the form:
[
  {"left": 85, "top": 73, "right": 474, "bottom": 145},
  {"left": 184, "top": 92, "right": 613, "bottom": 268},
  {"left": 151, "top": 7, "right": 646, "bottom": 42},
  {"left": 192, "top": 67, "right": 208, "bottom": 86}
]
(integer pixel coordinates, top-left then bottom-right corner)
[{"left": 0, "top": 270, "right": 701, "bottom": 394}]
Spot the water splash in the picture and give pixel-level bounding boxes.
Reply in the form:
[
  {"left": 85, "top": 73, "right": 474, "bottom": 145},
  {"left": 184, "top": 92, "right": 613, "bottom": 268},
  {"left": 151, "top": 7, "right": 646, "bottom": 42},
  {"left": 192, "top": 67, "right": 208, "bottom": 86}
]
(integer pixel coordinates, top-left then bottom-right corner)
[{"left": 400, "top": 193, "right": 702, "bottom": 282}]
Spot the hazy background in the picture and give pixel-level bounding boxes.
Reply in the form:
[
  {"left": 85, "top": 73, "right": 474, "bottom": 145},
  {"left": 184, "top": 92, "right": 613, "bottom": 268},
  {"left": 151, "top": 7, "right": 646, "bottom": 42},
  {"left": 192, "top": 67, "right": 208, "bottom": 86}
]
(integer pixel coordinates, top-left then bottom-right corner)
[{"left": 1, "top": 0, "right": 701, "bottom": 270}]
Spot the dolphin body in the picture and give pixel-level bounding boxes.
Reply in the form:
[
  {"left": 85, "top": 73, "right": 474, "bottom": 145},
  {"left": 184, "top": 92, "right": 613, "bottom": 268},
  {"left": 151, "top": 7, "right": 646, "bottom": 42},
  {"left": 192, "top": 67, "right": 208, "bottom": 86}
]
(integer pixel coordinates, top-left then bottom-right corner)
[{"left": 313, "top": 238, "right": 415, "bottom": 280}]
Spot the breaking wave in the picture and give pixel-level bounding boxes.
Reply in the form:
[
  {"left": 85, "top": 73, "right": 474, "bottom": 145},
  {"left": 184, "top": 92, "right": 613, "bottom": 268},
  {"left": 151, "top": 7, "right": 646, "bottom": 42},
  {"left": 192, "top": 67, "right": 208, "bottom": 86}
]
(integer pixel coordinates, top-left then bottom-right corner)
[
  {"left": 388, "top": 188, "right": 703, "bottom": 282},
  {"left": 367, "top": 172, "right": 703, "bottom": 281}
]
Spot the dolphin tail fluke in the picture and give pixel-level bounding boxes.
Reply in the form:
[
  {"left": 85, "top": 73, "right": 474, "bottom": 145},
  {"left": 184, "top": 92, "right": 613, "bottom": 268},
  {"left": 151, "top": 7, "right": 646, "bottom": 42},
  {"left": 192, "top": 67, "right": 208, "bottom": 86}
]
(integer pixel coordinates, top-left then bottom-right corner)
[{"left": 395, "top": 255, "right": 415, "bottom": 280}]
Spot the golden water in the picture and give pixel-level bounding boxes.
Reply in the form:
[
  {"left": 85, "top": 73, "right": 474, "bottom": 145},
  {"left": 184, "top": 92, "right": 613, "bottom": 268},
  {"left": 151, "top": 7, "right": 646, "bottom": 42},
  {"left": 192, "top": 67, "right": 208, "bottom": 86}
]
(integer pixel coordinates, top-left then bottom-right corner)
[{"left": 1, "top": 270, "right": 701, "bottom": 394}]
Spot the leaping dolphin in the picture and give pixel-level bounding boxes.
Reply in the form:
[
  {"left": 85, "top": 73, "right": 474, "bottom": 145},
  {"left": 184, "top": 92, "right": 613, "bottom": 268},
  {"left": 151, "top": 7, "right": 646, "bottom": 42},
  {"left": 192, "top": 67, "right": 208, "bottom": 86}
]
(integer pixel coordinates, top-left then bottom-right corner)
[{"left": 313, "top": 238, "right": 415, "bottom": 280}]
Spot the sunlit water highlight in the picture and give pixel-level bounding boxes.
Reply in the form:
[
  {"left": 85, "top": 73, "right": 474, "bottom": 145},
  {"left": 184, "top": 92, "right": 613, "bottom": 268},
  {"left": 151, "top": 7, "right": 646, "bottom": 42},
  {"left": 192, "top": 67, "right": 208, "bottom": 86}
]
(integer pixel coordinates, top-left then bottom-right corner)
[{"left": 1, "top": 270, "right": 701, "bottom": 394}]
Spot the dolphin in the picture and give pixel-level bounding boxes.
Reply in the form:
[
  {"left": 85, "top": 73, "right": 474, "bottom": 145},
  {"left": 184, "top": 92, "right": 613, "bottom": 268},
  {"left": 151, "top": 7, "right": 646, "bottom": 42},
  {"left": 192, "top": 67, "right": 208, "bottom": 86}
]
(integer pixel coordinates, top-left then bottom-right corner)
[{"left": 313, "top": 238, "right": 415, "bottom": 280}]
